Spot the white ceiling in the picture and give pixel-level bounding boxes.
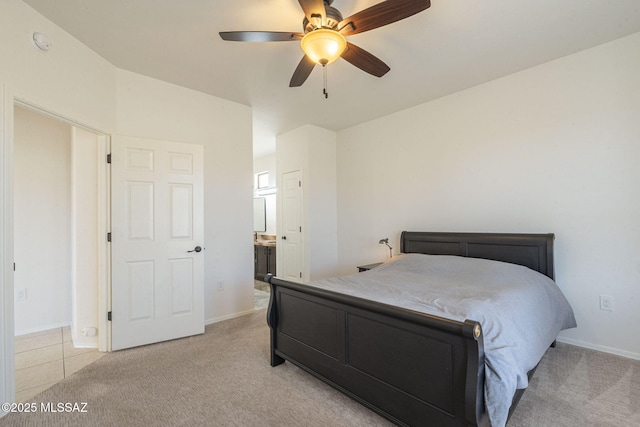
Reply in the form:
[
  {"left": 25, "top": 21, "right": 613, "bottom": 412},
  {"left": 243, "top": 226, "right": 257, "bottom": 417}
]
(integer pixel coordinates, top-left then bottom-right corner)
[{"left": 23, "top": 0, "right": 640, "bottom": 158}]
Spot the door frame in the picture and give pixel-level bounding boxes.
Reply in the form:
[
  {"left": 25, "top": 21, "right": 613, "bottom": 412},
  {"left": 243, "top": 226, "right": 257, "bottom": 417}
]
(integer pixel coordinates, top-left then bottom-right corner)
[
  {"left": 0, "top": 88, "right": 111, "bottom": 410},
  {"left": 1, "top": 84, "right": 15, "bottom": 412}
]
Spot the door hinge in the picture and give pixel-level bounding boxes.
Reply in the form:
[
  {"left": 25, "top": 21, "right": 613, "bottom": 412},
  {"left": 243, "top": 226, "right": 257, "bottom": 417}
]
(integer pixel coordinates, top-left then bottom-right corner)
[
  {"left": 106, "top": 153, "right": 112, "bottom": 164},
  {"left": 299, "top": 272, "right": 302, "bottom": 279},
  {"left": 299, "top": 226, "right": 301, "bottom": 232},
  {"left": 107, "top": 232, "right": 112, "bottom": 242},
  {"left": 107, "top": 311, "right": 112, "bottom": 321},
  {"left": 14, "top": 262, "right": 16, "bottom": 271},
  {"left": 299, "top": 180, "right": 301, "bottom": 187}
]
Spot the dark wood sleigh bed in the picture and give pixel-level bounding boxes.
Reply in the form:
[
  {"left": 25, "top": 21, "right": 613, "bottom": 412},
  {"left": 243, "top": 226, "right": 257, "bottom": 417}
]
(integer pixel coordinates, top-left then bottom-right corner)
[{"left": 265, "top": 231, "right": 556, "bottom": 426}]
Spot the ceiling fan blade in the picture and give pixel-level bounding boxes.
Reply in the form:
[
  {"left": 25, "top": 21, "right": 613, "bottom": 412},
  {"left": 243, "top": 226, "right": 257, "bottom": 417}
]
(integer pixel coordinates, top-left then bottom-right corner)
[
  {"left": 341, "top": 42, "right": 390, "bottom": 77},
  {"left": 290, "top": 55, "right": 316, "bottom": 87},
  {"left": 339, "top": 0, "right": 430, "bottom": 36},
  {"left": 219, "top": 31, "right": 302, "bottom": 42},
  {"left": 297, "top": 0, "right": 326, "bottom": 27}
]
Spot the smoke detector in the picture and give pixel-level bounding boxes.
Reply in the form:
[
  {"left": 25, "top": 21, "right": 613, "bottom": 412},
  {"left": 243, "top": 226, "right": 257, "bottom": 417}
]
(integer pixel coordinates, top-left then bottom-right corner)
[{"left": 32, "top": 32, "right": 51, "bottom": 52}]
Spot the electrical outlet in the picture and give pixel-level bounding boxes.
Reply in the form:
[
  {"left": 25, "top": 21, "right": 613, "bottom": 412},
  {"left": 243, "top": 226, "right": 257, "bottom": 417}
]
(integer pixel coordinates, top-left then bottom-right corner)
[
  {"left": 217, "top": 281, "right": 224, "bottom": 291},
  {"left": 15, "top": 288, "right": 26, "bottom": 301},
  {"left": 599, "top": 295, "right": 614, "bottom": 312}
]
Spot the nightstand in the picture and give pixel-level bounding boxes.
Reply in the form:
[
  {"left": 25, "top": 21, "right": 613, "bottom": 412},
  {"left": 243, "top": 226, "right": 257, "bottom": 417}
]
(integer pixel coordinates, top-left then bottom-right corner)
[{"left": 357, "top": 262, "right": 383, "bottom": 272}]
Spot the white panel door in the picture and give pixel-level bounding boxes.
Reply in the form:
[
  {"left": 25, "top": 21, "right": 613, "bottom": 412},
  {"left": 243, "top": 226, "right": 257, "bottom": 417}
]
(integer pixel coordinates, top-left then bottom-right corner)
[
  {"left": 111, "top": 135, "right": 204, "bottom": 350},
  {"left": 280, "top": 170, "right": 303, "bottom": 282}
]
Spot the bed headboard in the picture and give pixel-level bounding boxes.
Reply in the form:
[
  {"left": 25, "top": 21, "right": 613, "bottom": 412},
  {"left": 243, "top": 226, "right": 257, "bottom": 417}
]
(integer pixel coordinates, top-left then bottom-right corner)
[{"left": 400, "top": 231, "right": 555, "bottom": 280}]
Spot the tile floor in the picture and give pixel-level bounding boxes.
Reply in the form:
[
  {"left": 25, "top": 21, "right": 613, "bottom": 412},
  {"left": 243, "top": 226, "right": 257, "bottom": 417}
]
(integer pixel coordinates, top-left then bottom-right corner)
[
  {"left": 14, "top": 327, "right": 104, "bottom": 403},
  {"left": 254, "top": 279, "right": 270, "bottom": 293},
  {"left": 254, "top": 280, "right": 270, "bottom": 310}
]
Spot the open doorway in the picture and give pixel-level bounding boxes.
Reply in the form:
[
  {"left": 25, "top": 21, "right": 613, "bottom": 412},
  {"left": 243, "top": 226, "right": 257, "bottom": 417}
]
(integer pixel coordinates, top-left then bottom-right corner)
[
  {"left": 252, "top": 155, "right": 277, "bottom": 309},
  {"left": 12, "top": 104, "right": 108, "bottom": 401}
]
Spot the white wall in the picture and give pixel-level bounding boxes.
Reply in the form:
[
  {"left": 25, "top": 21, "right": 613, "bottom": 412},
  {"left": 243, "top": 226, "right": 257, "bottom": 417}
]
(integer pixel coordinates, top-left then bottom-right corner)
[
  {"left": 115, "top": 69, "right": 254, "bottom": 323},
  {"left": 0, "top": 0, "right": 117, "bottom": 132},
  {"left": 13, "top": 106, "right": 72, "bottom": 334},
  {"left": 336, "top": 32, "right": 640, "bottom": 359},
  {"left": 1, "top": 0, "right": 255, "bottom": 408},
  {"left": 1, "top": 0, "right": 254, "bottom": 328},
  {"left": 277, "top": 125, "right": 338, "bottom": 281}
]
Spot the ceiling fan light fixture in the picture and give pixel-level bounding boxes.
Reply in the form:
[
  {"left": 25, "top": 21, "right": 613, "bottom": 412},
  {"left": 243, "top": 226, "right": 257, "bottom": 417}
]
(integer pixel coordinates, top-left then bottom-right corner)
[{"left": 301, "top": 29, "right": 346, "bottom": 65}]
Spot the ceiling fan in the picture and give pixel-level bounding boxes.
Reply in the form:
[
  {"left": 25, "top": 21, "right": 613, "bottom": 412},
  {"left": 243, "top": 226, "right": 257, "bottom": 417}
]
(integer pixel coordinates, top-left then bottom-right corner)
[{"left": 220, "top": 0, "right": 431, "bottom": 91}]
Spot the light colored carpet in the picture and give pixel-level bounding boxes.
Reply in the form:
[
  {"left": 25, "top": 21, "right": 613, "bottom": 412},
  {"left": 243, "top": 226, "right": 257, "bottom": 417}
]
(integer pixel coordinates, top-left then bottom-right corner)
[
  {"left": 2, "top": 309, "right": 639, "bottom": 426},
  {"left": 508, "top": 342, "right": 640, "bottom": 426},
  {"left": 1, "top": 310, "right": 392, "bottom": 427}
]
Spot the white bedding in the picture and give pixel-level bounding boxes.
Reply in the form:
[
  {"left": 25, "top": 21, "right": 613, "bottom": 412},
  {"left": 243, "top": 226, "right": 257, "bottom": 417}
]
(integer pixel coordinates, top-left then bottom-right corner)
[{"left": 307, "top": 253, "right": 577, "bottom": 427}]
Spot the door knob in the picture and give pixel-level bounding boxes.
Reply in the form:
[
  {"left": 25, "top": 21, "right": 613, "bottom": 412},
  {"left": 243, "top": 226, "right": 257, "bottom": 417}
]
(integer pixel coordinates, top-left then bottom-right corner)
[
  {"left": 188, "top": 246, "right": 203, "bottom": 253},
  {"left": 282, "top": 236, "right": 287, "bottom": 240}
]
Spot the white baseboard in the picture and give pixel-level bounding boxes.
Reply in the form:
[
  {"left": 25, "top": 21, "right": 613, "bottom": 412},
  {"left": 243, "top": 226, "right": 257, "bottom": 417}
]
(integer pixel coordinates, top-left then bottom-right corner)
[
  {"left": 14, "top": 322, "right": 70, "bottom": 337},
  {"left": 205, "top": 308, "right": 256, "bottom": 326},
  {"left": 70, "top": 331, "right": 98, "bottom": 349},
  {"left": 556, "top": 337, "right": 640, "bottom": 361}
]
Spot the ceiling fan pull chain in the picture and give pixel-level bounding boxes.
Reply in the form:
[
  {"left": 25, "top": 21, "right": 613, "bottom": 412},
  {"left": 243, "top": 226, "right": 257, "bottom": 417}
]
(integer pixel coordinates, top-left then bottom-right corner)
[{"left": 323, "top": 64, "right": 328, "bottom": 99}]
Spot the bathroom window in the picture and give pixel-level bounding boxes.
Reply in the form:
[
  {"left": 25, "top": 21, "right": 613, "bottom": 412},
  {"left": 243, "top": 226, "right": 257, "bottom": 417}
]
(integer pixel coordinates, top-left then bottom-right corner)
[{"left": 257, "top": 171, "right": 269, "bottom": 189}]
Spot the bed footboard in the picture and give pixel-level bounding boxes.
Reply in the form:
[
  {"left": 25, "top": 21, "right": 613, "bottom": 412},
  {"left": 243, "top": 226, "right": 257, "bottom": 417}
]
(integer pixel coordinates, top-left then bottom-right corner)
[{"left": 266, "top": 275, "right": 489, "bottom": 427}]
